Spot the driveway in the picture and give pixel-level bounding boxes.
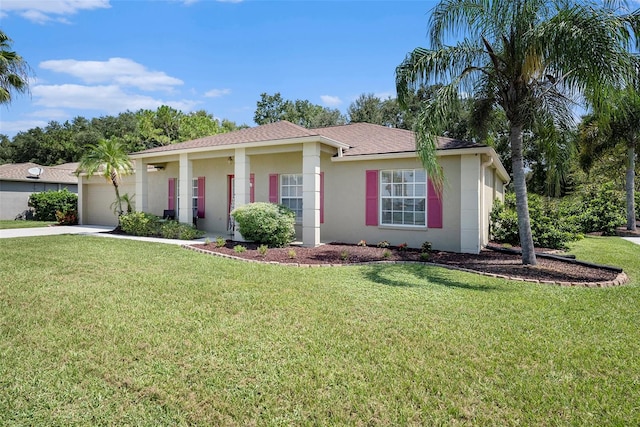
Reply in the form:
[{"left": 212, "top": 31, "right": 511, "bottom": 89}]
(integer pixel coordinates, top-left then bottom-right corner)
[
  {"left": 0, "top": 224, "right": 210, "bottom": 246},
  {"left": 0, "top": 225, "right": 113, "bottom": 239},
  {"left": 622, "top": 237, "right": 640, "bottom": 246}
]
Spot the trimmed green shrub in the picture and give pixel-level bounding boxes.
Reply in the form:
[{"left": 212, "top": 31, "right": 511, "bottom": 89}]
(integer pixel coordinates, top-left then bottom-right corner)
[
  {"left": 231, "top": 202, "right": 295, "bottom": 247},
  {"left": 28, "top": 189, "right": 78, "bottom": 223},
  {"left": 120, "top": 212, "right": 159, "bottom": 236},
  {"left": 120, "top": 212, "right": 203, "bottom": 240}
]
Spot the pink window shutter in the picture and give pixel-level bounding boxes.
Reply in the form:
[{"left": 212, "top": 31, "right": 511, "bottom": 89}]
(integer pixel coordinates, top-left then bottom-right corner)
[
  {"left": 250, "top": 173, "right": 255, "bottom": 203},
  {"left": 320, "top": 172, "right": 324, "bottom": 224},
  {"left": 197, "top": 176, "right": 205, "bottom": 218},
  {"left": 269, "top": 174, "right": 279, "bottom": 203},
  {"left": 427, "top": 179, "right": 443, "bottom": 228},
  {"left": 168, "top": 178, "right": 176, "bottom": 210},
  {"left": 365, "top": 170, "right": 378, "bottom": 226}
]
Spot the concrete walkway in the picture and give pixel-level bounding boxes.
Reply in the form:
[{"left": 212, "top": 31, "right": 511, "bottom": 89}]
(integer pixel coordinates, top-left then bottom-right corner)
[
  {"left": 622, "top": 237, "right": 640, "bottom": 246},
  {"left": 0, "top": 224, "right": 212, "bottom": 246}
]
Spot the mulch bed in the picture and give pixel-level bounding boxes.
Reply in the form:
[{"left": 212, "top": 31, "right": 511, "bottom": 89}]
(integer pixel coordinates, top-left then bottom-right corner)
[{"left": 188, "top": 241, "right": 625, "bottom": 286}]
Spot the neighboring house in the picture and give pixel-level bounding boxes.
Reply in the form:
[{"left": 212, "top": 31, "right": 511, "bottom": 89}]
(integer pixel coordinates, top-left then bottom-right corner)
[
  {"left": 0, "top": 162, "right": 78, "bottom": 220},
  {"left": 78, "top": 121, "right": 509, "bottom": 253}
]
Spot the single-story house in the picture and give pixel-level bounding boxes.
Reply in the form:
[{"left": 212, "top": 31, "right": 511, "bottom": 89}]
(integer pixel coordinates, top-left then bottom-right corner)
[
  {"left": 78, "top": 121, "right": 509, "bottom": 253},
  {"left": 0, "top": 162, "right": 78, "bottom": 220}
]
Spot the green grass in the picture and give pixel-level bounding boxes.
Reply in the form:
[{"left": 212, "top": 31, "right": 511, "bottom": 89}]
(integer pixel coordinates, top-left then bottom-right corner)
[
  {"left": 0, "top": 235, "right": 639, "bottom": 425},
  {"left": 0, "top": 220, "right": 56, "bottom": 229}
]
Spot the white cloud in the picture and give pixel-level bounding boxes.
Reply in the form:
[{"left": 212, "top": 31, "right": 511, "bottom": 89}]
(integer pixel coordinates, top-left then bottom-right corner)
[
  {"left": 40, "top": 58, "right": 183, "bottom": 92},
  {"left": 29, "top": 109, "right": 69, "bottom": 119},
  {"left": 374, "top": 91, "right": 394, "bottom": 100},
  {"left": 0, "top": 120, "right": 49, "bottom": 134},
  {"left": 204, "top": 88, "right": 231, "bottom": 98},
  {"left": 320, "top": 95, "right": 342, "bottom": 107},
  {"left": 1, "top": 0, "right": 110, "bottom": 24},
  {"left": 33, "top": 84, "right": 199, "bottom": 114}
]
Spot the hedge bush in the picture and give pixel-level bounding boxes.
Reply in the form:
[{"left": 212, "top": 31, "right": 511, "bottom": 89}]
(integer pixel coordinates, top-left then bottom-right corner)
[
  {"left": 28, "top": 189, "right": 78, "bottom": 223},
  {"left": 490, "top": 193, "right": 581, "bottom": 249},
  {"left": 231, "top": 202, "right": 295, "bottom": 247},
  {"left": 120, "top": 212, "right": 204, "bottom": 240}
]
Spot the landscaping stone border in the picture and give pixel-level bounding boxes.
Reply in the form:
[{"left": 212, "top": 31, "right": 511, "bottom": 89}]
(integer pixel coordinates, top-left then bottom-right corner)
[{"left": 183, "top": 245, "right": 629, "bottom": 288}]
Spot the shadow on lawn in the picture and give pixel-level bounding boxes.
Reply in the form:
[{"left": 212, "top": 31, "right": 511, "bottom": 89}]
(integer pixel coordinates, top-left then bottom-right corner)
[{"left": 362, "top": 264, "right": 501, "bottom": 292}]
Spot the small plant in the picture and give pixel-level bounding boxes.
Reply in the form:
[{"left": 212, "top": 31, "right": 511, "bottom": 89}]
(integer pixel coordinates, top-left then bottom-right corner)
[
  {"left": 288, "top": 249, "right": 297, "bottom": 259},
  {"left": 257, "top": 244, "right": 268, "bottom": 256},
  {"left": 357, "top": 240, "right": 367, "bottom": 247},
  {"left": 421, "top": 241, "right": 432, "bottom": 253},
  {"left": 215, "top": 236, "right": 226, "bottom": 247},
  {"left": 204, "top": 237, "right": 211, "bottom": 246},
  {"left": 398, "top": 242, "right": 408, "bottom": 251},
  {"left": 233, "top": 244, "right": 247, "bottom": 253},
  {"left": 377, "top": 240, "right": 390, "bottom": 248},
  {"left": 340, "top": 250, "right": 349, "bottom": 261},
  {"left": 419, "top": 252, "right": 430, "bottom": 262},
  {"left": 382, "top": 249, "right": 391, "bottom": 259}
]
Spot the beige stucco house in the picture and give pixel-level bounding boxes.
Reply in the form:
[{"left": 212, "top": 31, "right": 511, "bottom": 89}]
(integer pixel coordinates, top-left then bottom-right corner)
[
  {"left": 78, "top": 121, "right": 509, "bottom": 253},
  {"left": 0, "top": 162, "right": 78, "bottom": 220}
]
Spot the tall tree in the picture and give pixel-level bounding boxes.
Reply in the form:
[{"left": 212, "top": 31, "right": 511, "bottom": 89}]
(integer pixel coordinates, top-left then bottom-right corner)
[
  {"left": 0, "top": 30, "right": 31, "bottom": 105},
  {"left": 396, "top": 0, "right": 638, "bottom": 265},
  {"left": 76, "top": 138, "right": 133, "bottom": 219},
  {"left": 254, "top": 92, "right": 346, "bottom": 127},
  {"left": 579, "top": 86, "right": 640, "bottom": 230}
]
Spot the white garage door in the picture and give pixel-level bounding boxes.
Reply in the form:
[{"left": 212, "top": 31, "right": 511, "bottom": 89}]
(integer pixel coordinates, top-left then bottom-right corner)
[{"left": 83, "top": 182, "right": 124, "bottom": 226}]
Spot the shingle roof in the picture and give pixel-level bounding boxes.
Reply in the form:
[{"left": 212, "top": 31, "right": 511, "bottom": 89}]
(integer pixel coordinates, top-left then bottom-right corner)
[
  {"left": 131, "top": 120, "right": 485, "bottom": 157},
  {"left": 0, "top": 162, "right": 78, "bottom": 184},
  {"left": 133, "top": 120, "right": 320, "bottom": 155},
  {"left": 313, "top": 122, "right": 482, "bottom": 156}
]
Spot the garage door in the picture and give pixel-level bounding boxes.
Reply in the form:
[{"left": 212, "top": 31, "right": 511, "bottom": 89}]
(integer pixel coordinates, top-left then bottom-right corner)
[{"left": 83, "top": 182, "right": 131, "bottom": 226}]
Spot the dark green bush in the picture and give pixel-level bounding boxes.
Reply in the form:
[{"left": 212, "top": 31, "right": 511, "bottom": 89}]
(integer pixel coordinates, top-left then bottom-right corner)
[
  {"left": 120, "top": 212, "right": 203, "bottom": 240},
  {"left": 577, "top": 182, "right": 625, "bottom": 235},
  {"left": 28, "top": 189, "right": 78, "bottom": 223},
  {"left": 231, "top": 202, "right": 295, "bottom": 247},
  {"left": 490, "top": 193, "right": 580, "bottom": 249}
]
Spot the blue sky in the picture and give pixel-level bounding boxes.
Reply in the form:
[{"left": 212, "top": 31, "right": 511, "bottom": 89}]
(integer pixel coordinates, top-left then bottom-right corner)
[{"left": 0, "top": 0, "right": 439, "bottom": 137}]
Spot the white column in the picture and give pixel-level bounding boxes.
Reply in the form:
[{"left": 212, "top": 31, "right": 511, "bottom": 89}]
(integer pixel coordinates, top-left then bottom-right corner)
[
  {"left": 77, "top": 175, "right": 84, "bottom": 225},
  {"left": 233, "top": 148, "right": 250, "bottom": 241},
  {"left": 460, "top": 154, "right": 481, "bottom": 253},
  {"left": 178, "top": 153, "right": 192, "bottom": 224},
  {"left": 135, "top": 159, "right": 148, "bottom": 213},
  {"left": 302, "top": 142, "right": 321, "bottom": 247}
]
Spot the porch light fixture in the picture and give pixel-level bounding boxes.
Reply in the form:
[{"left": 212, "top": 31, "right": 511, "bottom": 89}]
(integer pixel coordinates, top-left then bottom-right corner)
[{"left": 227, "top": 156, "right": 233, "bottom": 164}]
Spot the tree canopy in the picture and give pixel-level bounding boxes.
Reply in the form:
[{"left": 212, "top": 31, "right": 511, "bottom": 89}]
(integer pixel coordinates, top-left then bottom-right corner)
[{"left": 396, "top": 0, "right": 639, "bottom": 265}]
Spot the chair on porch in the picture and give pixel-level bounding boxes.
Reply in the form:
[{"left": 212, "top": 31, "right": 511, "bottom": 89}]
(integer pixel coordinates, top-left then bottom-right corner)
[{"left": 163, "top": 210, "right": 175, "bottom": 220}]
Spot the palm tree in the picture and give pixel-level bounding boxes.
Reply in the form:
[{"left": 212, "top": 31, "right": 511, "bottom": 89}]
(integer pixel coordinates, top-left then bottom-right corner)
[
  {"left": 579, "top": 86, "right": 639, "bottom": 231},
  {"left": 396, "top": 0, "right": 638, "bottom": 265},
  {"left": 0, "top": 30, "right": 31, "bottom": 105},
  {"left": 76, "top": 138, "right": 133, "bottom": 219}
]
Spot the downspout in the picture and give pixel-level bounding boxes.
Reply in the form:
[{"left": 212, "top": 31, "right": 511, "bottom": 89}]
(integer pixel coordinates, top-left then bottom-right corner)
[{"left": 480, "top": 156, "right": 494, "bottom": 248}]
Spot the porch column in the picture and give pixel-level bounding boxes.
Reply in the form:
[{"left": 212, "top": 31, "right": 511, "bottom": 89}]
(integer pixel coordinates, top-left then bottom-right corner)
[
  {"left": 178, "top": 153, "right": 193, "bottom": 224},
  {"left": 233, "top": 148, "right": 250, "bottom": 241},
  {"left": 135, "top": 159, "right": 148, "bottom": 213},
  {"left": 77, "top": 175, "right": 84, "bottom": 225},
  {"left": 302, "top": 141, "right": 321, "bottom": 247}
]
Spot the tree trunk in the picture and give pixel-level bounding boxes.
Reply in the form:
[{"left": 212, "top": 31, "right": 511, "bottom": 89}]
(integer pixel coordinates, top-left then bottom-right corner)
[
  {"left": 510, "top": 124, "right": 537, "bottom": 265},
  {"left": 626, "top": 143, "right": 636, "bottom": 231}
]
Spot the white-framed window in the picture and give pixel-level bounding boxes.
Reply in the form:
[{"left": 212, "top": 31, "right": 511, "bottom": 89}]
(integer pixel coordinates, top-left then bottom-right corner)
[
  {"left": 192, "top": 178, "right": 198, "bottom": 215},
  {"left": 280, "top": 173, "right": 303, "bottom": 221},
  {"left": 380, "top": 169, "right": 426, "bottom": 226}
]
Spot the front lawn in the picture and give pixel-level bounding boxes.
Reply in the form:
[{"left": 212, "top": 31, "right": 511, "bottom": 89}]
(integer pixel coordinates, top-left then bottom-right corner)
[
  {"left": 0, "top": 220, "right": 56, "bottom": 229},
  {"left": 0, "top": 235, "right": 638, "bottom": 425}
]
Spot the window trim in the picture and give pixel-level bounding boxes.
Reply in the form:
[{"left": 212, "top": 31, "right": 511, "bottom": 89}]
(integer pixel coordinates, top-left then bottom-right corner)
[
  {"left": 379, "top": 168, "right": 427, "bottom": 228},
  {"left": 279, "top": 173, "right": 303, "bottom": 222}
]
